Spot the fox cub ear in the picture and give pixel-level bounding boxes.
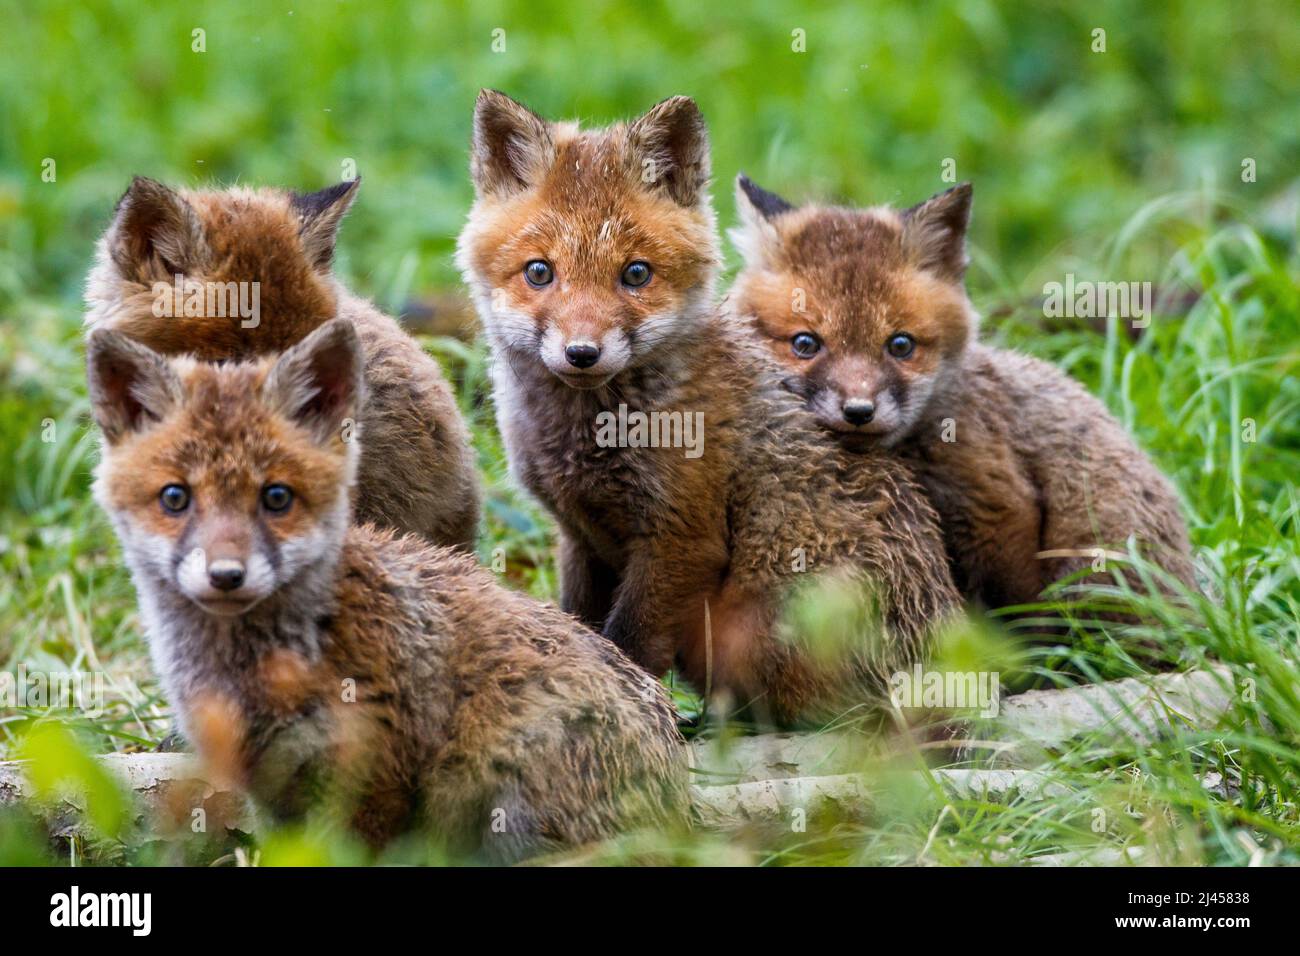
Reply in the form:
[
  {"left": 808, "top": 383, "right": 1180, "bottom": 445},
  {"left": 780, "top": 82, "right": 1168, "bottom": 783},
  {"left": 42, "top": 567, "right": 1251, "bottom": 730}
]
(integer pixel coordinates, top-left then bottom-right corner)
[
  {"left": 628, "top": 95, "right": 710, "bottom": 207},
  {"left": 264, "top": 318, "right": 364, "bottom": 444},
  {"left": 737, "top": 174, "right": 795, "bottom": 221},
  {"left": 730, "top": 173, "right": 795, "bottom": 266},
  {"left": 86, "top": 330, "right": 182, "bottom": 443},
  {"left": 901, "top": 183, "right": 973, "bottom": 282},
  {"left": 291, "top": 179, "right": 361, "bottom": 270},
  {"left": 107, "top": 177, "right": 207, "bottom": 283},
  {"left": 470, "top": 89, "right": 555, "bottom": 197}
]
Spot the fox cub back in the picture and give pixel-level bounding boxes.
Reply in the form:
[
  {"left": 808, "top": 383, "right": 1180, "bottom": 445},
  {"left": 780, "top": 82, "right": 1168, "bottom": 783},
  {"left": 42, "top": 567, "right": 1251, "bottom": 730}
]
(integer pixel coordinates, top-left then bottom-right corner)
[
  {"left": 458, "top": 91, "right": 960, "bottom": 724},
  {"left": 729, "top": 176, "right": 1196, "bottom": 608},
  {"left": 85, "top": 177, "right": 479, "bottom": 549},
  {"left": 87, "top": 319, "right": 688, "bottom": 859}
]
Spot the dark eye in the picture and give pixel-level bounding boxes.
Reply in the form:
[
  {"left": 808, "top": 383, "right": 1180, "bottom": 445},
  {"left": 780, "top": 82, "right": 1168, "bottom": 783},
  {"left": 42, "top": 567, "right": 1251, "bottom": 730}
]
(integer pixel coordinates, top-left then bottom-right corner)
[
  {"left": 887, "top": 333, "right": 916, "bottom": 359},
  {"left": 791, "top": 332, "right": 821, "bottom": 359},
  {"left": 262, "top": 484, "right": 293, "bottom": 513},
  {"left": 524, "top": 260, "right": 553, "bottom": 287},
  {"left": 159, "top": 484, "right": 190, "bottom": 514},
  {"left": 621, "top": 261, "right": 652, "bottom": 288}
]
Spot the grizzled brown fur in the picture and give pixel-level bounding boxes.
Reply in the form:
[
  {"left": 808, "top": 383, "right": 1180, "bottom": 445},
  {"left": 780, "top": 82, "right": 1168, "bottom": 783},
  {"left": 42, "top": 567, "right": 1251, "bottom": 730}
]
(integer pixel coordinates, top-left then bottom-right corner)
[
  {"left": 85, "top": 177, "right": 480, "bottom": 550},
  {"left": 457, "top": 91, "right": 960, "bottom": 724},
  {"left": 729, "top": 177, "right": 1197, "bottom": 609},
  {"left": 86, "top": 320, "right": 688, "bottom": 859}
]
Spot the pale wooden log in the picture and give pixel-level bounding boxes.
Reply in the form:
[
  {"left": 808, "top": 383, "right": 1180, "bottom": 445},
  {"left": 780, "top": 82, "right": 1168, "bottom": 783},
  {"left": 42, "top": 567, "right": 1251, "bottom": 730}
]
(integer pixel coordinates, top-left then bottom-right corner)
[
  {"left": 0, "top": 765, "right": 22, "bottom": 804},
  {"left": 685, "top": 668, "right": 1239, "bottom": 781},
  {"left": 687, "top": 730, "right": 872, "bottom": 785},
  {"left": 0, "top": 752, "right": 246, "bottom": 835},
  {"left": 0, "top": 668, "right": 1236, "bottom": 839},
  {"left": 959, "top": 665, "right": 1238, "bottom": 767},
  {"left": 691, "top": 772, "right": 873, "bottom": 828},
  {"left": 930, "top": 767, "right": 1069, "bottom": 801},
  {"left": 5, "top": 752, "right": 1129, "bottom": 865},
  {"left": 690, "top": 768, "right": 1069, "bottom": 829},
  {"left": 1028, "top": 846, "right": 1147, "bottom": 867},
  {"left": 0, "top": 751, "right": 205, "bottom": 803},
  {"left": 1, "top": 752, "right": 1060, "bottom": 828}
]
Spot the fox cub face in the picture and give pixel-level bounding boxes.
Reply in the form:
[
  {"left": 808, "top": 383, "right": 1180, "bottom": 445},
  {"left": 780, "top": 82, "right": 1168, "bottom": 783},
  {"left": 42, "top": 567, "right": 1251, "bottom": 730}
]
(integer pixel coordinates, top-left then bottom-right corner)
[
  {"left": 87, "top": 319, "right": 364, "bottom": 617},
  {"left": 729, "top": 177, "right": 976, "bottom": 445},
  {"left": 457, "top": 90, "right": 721, "bottom": 389}
]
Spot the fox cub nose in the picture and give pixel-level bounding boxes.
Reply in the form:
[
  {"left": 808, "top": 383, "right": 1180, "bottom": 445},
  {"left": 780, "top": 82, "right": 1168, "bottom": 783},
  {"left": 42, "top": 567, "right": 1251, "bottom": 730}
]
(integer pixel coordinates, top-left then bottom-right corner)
[
  {"left": 842, "top": 400, "right": 875, "bottom": 426},
  {"left": 208, "top": 559, "right": 246, "bottom": 592},
  {"left": 565, "top": 343, "right": 601, "bottom": 369}
]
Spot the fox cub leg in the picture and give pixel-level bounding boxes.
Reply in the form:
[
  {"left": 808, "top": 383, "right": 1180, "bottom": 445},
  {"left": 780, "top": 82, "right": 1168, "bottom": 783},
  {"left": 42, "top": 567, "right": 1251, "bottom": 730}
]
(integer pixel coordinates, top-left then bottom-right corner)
[
  {"left": 602, "top": 531, "right": 730, "bottom": 678},
  {"left": 556, "top": 529, "right": 619, "bottom": 631}
]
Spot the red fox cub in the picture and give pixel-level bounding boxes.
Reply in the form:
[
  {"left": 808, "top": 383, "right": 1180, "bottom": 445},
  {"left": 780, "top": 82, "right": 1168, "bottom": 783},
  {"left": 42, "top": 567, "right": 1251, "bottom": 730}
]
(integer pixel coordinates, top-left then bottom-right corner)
[
  {"left": 457, "top": 90, "right": 960, "bottom": 724},
  {"left": 86, "top": 319, "right": 688, "bottom": 860},
  {"left": 728, "top": 176, "right": 1197, "bottom": 609},
  {"left": 85, "top": 177, "right": 480, "bottom": 550}
]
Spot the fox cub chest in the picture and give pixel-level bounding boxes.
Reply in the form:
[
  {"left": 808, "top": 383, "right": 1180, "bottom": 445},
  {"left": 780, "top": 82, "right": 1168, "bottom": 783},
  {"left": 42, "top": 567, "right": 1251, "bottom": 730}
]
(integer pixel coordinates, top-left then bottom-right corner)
[{"left": 511, "top": 398, "right": 705, "bottom": 558}]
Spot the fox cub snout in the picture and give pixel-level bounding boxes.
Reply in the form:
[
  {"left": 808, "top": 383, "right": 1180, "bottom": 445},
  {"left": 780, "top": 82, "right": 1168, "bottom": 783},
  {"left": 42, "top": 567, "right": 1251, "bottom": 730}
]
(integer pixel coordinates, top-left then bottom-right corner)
[
  {"left": 730, "top": 176, "right": 1196, "bottom": 608},
  {"left": 87, "top": 320, "right": 688, "bottom": 857},
  {"left": 85, "top": 176, "right": 480, "bottom": 550}
]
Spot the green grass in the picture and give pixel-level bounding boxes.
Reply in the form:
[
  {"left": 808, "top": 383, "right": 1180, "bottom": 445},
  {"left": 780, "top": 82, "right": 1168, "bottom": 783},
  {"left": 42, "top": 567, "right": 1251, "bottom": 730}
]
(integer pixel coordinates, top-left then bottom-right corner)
[{"left": 0, "top": 0, "right": 1297, "bottom": 865}]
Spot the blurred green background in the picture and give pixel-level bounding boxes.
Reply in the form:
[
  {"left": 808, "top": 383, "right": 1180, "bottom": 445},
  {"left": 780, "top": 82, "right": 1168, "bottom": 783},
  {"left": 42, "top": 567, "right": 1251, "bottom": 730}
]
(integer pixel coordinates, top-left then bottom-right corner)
[
  {"left": 0, "top": 0, "right": 1298, "bottom": 865},
  {"left": 2, "top": 0, "right": 1297, "bottom": 296}
]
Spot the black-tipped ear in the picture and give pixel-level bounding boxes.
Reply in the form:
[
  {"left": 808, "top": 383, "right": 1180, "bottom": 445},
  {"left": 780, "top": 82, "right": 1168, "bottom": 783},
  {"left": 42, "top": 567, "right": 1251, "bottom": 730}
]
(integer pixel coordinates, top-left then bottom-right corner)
[
  {"left": 628, "top": 96, "right": 710, "bottom": 207},
  {"left": 86, "top": 330, "right": 182, "bottom": 443},
  {"left": 729, "top": 173, "right": 791, "bottom": 267},
  {"left": 901, "top": 183, "right": 973, "bottom": 282},
  {"left": 470, "top": 89, "right": 555, "bottom": 197},
  {"left": 291, "top": 178, "right": 360, "bottom": 270},
  {"left": 736, "top": 174, "right": 794, "bottom": 221},
  {"left": 106, "top": 177, "right": 206, "bottom": 282},
  {"left": 264, "top": 319, "right": 364, "bottom": 444}
]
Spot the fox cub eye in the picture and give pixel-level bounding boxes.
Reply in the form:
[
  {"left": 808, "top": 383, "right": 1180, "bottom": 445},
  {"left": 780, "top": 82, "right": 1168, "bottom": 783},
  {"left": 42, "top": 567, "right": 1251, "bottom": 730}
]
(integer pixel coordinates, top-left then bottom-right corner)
[
  {"left": 621, "top": 261, "right": 652, "bottom": 288},
  {"left": 791, "top": 332, "right": 821, "bottom": 359},
  {"left": 886, "top": 333, "right": 916, "bottom": 359},
  {"left": 159, "top": 484, "right": 190, "bottom": 514},
  {"left": 262, "top": 484, "right": 294, "bottom": 513},
  {"left": 524, "top": 260, "right": 554, "bottom": 287}
]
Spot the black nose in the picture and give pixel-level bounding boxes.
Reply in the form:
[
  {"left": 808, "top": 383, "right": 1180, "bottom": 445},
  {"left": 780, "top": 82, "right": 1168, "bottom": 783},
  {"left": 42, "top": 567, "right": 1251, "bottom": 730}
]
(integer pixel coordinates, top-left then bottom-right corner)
[
  {"left": 565, "top": 343, "right": 601, "bottom": 369},
  {"left": 208, "top": 561, "right": 246, "bottom": 592},
  {"left": 842, "top": 400, "right": 875, "bottom": 426}
]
